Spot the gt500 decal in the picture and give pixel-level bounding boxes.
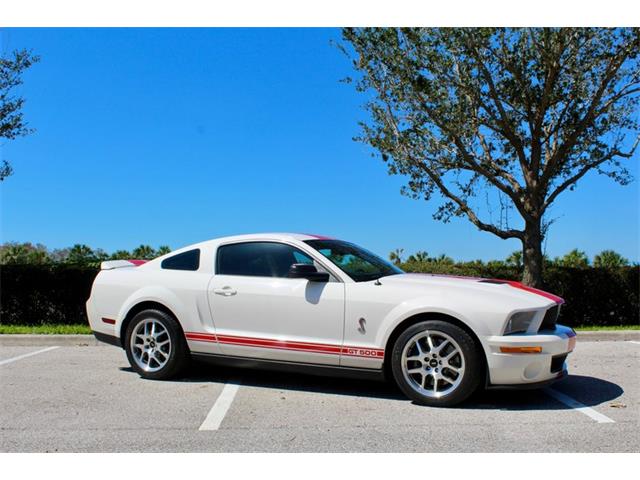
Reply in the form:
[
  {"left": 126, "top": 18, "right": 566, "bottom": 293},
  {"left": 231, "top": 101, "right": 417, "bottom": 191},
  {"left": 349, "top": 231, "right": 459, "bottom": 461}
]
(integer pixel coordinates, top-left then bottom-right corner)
[
  {"left": 185, "top": 332, "right": 384, "bottom": 359},
  {"left": 341, "top": 347, "right": 384, "bottom": 358}
]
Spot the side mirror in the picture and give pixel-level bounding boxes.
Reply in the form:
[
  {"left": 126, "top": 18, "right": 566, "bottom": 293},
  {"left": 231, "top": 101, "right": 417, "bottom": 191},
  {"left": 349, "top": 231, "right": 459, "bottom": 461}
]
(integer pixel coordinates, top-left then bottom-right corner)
[{"left": 287, "top": 263, "right": 330, "bottom": 282}]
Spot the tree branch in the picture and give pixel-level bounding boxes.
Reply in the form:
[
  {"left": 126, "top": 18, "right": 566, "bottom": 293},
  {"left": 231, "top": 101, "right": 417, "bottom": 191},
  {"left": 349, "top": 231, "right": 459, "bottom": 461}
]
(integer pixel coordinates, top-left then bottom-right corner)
[
  {"left": 543, "top": 136, "right": 640, "bottom": 210},
  {"left": 462, "top": 33, "right": 531, "bottom": 179},
  {"left": 541, "top": 42, "right": 633, "bottom": 186},
  {"left": 415, "top": 160, "right": 524, "bottom": 239}
]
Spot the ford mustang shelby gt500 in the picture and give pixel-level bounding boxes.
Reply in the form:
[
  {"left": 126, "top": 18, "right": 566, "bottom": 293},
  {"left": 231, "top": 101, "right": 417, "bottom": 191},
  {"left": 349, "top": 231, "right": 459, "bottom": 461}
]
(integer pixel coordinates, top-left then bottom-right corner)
[{"left": 87, "top": 233, "right": 576, "bottom": 406}]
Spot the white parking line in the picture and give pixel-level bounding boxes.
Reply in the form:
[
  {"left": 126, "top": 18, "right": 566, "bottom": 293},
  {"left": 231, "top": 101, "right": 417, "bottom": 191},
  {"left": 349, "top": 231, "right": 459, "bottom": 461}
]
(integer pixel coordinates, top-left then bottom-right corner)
[
  {"left": 199, "top": 380, "right": 241, "bottom": 431},
  {"left": 0, "top": 346, "right": 60, "bottom": 366},
  {"left": 545, "top": 388, "right": 615, "bottom": 424},
  {"left": 628, "top": 341, "right": 640, "bottom": 345}
]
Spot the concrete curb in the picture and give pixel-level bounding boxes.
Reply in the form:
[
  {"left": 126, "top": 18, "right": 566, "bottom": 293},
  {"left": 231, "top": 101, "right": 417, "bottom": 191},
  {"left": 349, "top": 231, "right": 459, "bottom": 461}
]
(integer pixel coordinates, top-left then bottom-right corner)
[
  {"left": 0, "top": 330, "right": 638, "bottom": 346},
  {"left": 573, "top": 330, "right": 640, "bottom": 342}
]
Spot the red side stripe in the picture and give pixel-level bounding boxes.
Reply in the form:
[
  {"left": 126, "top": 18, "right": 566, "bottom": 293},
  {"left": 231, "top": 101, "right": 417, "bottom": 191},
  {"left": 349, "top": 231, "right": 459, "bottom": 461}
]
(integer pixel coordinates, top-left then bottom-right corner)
[
  {"left": 184, "top": 332, "right": 384, "bottom": 359},
  {"left": 220, "top": 339, "right": 342, "bottom": 355},
  {"left": 185, "top": 333, "right": 217, "bottom": 342},
  {"left": 217, "top": 334, "right": 341, "bottom": 350}
]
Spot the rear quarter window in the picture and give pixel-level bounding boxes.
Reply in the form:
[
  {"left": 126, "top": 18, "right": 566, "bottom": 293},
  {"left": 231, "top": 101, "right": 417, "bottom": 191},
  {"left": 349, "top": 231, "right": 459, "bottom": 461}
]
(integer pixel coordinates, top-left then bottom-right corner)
[{"left": 161, "top": 249, "right": 200, "bottom": 271}]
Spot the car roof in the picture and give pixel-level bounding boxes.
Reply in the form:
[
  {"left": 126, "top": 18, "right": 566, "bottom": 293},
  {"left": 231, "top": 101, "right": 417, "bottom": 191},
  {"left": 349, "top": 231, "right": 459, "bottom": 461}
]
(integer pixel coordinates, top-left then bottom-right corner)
[
  {"left": 213, "top": 232, "right": 333, "bottom": 242},
  {"left": 173, "top": 233, "right": 335, "bottom": 253}
]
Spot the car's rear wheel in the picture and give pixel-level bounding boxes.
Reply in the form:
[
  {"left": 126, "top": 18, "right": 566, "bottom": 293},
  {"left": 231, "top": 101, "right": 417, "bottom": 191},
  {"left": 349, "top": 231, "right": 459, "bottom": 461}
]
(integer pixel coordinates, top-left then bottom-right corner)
[
  {"left": 391, "top": 320, "right": 483, "bottom": 407},
  {"left": 124, "top": 309, "right": 189, "bottom": 380}
]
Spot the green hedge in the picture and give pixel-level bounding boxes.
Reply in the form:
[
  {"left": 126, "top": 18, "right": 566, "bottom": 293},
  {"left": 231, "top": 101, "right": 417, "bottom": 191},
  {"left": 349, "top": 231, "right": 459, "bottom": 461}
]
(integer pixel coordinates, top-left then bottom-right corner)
[
  {"left": 0, "top": 264, "right": 638, "bottom": 327},
  {"left": 400, "top": 262, "right": 639, "bottom": 327},
  {"left": 1, "top": 265, "right": 98, "bottom": 326}
]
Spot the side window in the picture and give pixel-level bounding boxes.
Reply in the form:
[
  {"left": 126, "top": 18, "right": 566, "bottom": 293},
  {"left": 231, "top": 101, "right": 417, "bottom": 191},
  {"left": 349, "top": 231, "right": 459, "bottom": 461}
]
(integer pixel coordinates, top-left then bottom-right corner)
[
  {"left": 161, "top": 249, "right": 200, "bottom": 271},
  {"left": 216, "top": 242, "right": 315, "bottom": 278}
]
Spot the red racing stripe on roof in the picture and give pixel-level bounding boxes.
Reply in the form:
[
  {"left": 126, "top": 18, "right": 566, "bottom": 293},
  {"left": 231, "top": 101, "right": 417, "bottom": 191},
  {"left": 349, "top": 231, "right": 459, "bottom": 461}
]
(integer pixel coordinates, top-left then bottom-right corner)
[{"left": 302, "top": 233, "right": 334, "bottom": 240}]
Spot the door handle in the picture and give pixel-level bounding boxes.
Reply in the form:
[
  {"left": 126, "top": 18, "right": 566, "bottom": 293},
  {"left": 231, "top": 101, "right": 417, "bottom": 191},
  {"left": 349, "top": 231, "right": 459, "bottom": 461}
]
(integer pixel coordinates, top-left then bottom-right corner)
[{"left": 213, "top": 287, "right": 237, "bottom": 296}]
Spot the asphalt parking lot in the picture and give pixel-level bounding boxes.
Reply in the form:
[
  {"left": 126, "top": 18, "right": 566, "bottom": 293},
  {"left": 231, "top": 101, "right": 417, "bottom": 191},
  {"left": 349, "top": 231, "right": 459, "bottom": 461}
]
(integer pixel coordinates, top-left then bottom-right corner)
[{"left": 1, "top": 340, "right": 638, "bottom": 452}]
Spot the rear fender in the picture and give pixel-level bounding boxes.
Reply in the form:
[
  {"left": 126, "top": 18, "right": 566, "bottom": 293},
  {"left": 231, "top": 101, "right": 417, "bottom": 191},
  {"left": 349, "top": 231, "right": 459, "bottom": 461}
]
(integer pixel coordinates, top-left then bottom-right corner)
[{"left": 116, "top": 286, "right": 186, "bottom": 338}]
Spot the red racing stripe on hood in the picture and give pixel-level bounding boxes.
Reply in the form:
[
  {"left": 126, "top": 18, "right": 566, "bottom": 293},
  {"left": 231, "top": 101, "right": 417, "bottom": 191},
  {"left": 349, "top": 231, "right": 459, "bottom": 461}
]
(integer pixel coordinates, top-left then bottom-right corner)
[
  {"left": 504, "top": 281, "right": 564, "bottom": 304},
  {"left": 422, "top": 274, "right": 564, "bottom": 304},
  {"left": 480, "top": 279, "right": 564, "bottom": 304}
]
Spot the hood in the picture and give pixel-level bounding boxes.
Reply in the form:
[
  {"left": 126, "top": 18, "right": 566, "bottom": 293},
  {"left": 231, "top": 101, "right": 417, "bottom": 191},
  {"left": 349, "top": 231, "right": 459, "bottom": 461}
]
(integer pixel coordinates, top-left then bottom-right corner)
[{"left": 379, "top": 273, "right": 564, "bottom": 306}]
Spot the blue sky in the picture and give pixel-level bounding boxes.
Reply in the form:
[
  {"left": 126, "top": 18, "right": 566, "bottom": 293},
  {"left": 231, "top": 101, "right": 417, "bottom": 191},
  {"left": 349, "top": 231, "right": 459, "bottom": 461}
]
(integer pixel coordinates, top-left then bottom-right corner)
[{"left": 1, "top": 28, "right": 638, "bottom": 262}]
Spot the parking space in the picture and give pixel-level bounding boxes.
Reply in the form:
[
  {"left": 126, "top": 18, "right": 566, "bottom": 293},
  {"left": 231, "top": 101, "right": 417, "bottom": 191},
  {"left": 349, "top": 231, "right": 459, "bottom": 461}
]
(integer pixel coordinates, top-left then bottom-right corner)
[
  {"left": 0, "top": 346, "right": 59, "bottom": 365},
  {"left": 0, "top": 341, "right": 638, "bottom": 452}
]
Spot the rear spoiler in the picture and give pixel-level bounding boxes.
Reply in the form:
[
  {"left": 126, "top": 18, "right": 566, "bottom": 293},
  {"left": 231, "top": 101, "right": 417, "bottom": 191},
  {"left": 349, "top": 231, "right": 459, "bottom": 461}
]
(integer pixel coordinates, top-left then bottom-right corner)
[{"left": 101, "top": 259, "right": 147, "bottom": 270}]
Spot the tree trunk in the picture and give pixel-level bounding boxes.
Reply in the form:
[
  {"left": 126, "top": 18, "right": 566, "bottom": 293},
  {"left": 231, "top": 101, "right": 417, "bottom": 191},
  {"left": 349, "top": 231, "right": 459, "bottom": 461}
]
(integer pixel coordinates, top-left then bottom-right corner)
[{"left": 522, "top": 218, "right": 544, "bottom": 288}]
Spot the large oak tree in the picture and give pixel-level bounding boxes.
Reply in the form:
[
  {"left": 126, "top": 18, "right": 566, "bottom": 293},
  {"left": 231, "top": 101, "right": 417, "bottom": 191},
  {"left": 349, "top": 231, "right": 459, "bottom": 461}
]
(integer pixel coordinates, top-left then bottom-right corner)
[{"left": 342, "top": 28, "right": 639, "bottom": 287}]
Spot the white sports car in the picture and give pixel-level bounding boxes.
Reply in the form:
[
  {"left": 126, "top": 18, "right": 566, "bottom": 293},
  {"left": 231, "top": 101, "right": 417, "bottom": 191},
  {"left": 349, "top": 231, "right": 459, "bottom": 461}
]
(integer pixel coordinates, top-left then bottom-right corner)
[{"left": 87, "top": 233, "right": 576, "bottom": 406}]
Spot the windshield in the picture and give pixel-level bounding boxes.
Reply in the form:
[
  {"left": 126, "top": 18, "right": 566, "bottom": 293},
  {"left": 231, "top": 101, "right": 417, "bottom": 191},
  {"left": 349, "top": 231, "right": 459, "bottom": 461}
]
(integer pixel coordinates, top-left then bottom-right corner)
[{"left": 304, "top": 239, "right": 403, "bottom": 282}]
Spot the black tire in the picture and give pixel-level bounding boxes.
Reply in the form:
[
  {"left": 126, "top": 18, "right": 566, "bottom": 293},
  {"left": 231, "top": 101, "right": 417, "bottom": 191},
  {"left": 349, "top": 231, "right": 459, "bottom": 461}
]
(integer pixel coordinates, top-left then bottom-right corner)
[
  {"left": 390, "top": 320, "right": 483, "bottom": 407},
  {"left": 124, "top": 309, "right": 190, "bottom": 380}
]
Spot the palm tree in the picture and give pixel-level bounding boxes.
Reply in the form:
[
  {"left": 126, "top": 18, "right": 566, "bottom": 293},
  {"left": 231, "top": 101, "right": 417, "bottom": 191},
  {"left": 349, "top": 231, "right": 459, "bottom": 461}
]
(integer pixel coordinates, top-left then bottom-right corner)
[
  {"left": 110, "top": 250, "right": 132, "bottom": 260},
  {"left": 505, "top": 251, "right": 523, "bottom": 269},
  {"left": 593, "top": 250, "right": 629, "bottom": 268},
  {"left": 433, "top": 254, "right": 454, "bottom": 265},
  {"left": 555, "top": 249, "right": 590, "bottom": 268},
  {"left": 131, "top": 245, "right": 156, "bottom": 260},
  {"left": 413, "top": 251, "right": 430, "bottom": 263},
  {"left": 0, "top": 243, "right": 30, "bottom": 264},
  {"left": 389, "top": 248, "right": 404, "bottom": 266},
  {"left": 66, "top": 244, "right": 96, "bottom": 264}
]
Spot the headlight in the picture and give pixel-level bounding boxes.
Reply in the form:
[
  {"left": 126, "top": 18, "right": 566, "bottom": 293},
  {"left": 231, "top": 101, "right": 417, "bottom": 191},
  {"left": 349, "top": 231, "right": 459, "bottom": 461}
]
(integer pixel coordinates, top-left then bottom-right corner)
[{"left": 503, "top": 311, "right": 537, "bottom": 335}]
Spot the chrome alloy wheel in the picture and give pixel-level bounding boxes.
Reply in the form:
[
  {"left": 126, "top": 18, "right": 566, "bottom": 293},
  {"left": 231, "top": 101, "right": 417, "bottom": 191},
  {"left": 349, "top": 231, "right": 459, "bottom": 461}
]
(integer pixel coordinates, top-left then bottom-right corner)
[
  {"left": 130, "top": 318, "right": 172, "bottom": 373},
  {"left": 401, "top": 330, "right": 465, "bottom": 398}
]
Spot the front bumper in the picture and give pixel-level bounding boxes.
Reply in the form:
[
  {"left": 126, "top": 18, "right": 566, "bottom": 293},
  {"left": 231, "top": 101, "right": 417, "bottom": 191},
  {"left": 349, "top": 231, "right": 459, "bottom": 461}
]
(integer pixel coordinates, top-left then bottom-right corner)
[{"left": 485, "top": 325, "right": 576, "bottom": 386}]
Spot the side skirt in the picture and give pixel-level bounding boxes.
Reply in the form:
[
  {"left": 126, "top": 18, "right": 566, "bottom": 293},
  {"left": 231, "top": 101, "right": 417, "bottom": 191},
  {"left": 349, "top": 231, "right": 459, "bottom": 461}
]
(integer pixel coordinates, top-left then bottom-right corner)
[{"left": 190, "top": 352, "right": 386, "bottom": 382}]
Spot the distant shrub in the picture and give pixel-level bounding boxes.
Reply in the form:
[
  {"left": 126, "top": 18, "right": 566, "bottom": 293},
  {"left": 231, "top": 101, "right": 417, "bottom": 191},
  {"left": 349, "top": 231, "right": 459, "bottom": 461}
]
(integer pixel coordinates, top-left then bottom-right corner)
[
  {"left": 543, "top": 266, "right": 638, "bottom": 327},
  {"left": 0, "top": 263, "right": 638, "bottom": 327},
  {"left": 398, "top": 262, "right": 639, "bottom": 327},
  {"left": 1, "top": 265, "right": 98, "bottom": 326}
]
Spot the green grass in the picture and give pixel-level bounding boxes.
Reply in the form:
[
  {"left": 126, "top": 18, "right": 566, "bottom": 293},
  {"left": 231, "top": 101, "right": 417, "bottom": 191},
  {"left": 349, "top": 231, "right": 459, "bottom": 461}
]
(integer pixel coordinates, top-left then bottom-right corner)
[
  {"left": 0, "top": 324, "right": 92, "bottom": 334},
  {"left": 574, "top": 325, "right": 640, "bottom": 331},
  {"left": 0, "top": 323, "right": 637, "bottom": 334}
]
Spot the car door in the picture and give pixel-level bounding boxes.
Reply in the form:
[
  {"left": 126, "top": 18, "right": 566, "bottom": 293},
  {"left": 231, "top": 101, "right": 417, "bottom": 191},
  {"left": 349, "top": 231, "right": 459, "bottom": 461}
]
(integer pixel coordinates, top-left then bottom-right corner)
[{"left": 207, "top": 241, "right": 345, "bottom": 366}]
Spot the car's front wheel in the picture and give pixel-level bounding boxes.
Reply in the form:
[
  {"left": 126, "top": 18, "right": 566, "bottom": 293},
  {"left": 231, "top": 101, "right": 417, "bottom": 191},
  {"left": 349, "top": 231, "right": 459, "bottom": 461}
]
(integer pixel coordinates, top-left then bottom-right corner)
[
  {"left": 391, "top": 320, "right": 483, "bottom": 407},
  {"left": 124, "top": 309, "right": 190, "bottom": 380}
]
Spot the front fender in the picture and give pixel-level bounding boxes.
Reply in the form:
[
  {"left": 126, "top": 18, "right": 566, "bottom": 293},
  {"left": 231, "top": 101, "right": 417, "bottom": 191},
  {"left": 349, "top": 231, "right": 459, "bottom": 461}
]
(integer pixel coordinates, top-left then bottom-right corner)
[{"left": 375, "top": 296, "right": 494, "bottom": 351}]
